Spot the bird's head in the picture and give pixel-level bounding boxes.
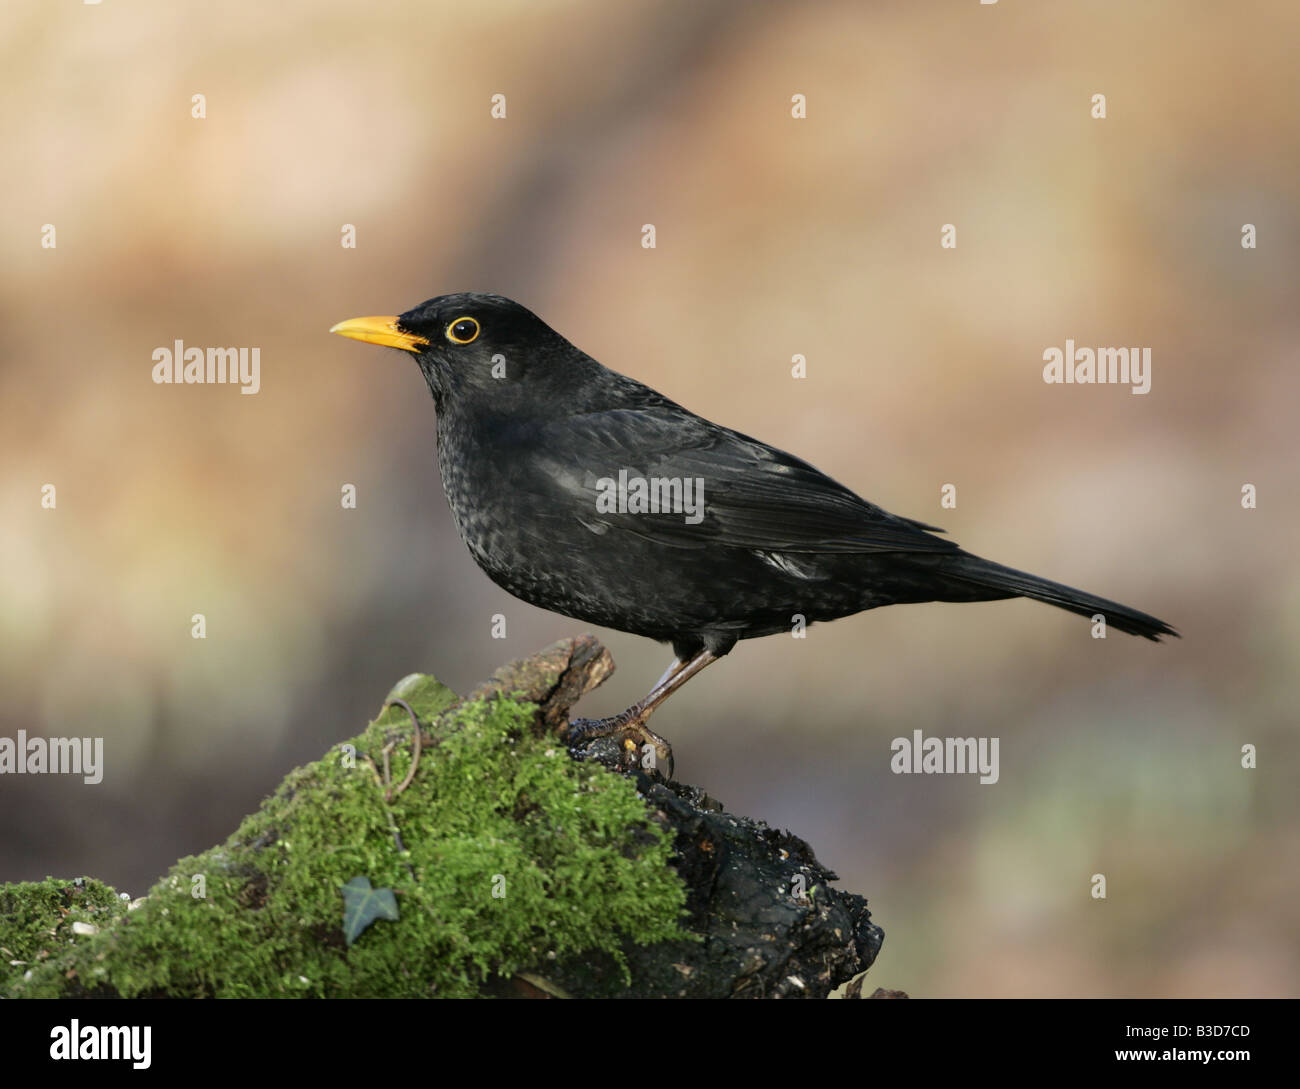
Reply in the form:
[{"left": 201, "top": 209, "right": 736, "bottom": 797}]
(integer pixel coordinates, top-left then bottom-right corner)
[{"left": 330, "top": 292, "right": 587, "bottom": 405}]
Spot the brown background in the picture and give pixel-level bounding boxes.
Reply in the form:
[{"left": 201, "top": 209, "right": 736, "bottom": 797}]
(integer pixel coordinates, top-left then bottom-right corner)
[{"left": 1, "top": 0, "right": 1297, "bottom": 996}]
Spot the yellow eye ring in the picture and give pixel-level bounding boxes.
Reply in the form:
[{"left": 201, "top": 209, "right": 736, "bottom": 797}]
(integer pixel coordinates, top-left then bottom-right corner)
[{"left": 446, "top": 316, "right": 480, "bottom": 345}]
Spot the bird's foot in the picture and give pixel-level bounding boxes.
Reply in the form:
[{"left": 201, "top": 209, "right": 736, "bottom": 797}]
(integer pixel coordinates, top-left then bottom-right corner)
[{"left": 566, "top": 712, "right": 674, "bottom": 781}]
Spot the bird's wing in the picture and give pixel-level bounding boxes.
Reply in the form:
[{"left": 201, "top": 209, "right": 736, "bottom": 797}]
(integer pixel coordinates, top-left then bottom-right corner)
[{"left": 532, "top": 408, "right": 959, "bottom": 554}]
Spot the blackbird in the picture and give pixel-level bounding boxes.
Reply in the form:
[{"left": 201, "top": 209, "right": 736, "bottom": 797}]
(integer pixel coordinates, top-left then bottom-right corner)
[{"left": 332, "top": 293, "right": 1176, "bottom": 774}]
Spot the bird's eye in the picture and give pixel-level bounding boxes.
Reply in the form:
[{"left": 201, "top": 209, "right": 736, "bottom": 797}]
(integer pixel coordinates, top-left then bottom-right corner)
[{"left": 446, "top": 317, "right": 480, "bottom": 345}]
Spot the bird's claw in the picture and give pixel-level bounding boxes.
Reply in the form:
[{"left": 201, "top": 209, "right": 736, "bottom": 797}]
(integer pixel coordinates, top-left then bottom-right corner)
[{"left": 566, "top": 716, "right": 675, "bottom": 781}]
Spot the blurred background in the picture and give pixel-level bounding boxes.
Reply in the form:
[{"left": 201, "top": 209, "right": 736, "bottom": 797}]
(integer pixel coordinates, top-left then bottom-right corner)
[{"left": 1, "top": 0, "right": 1297, "bottom": 997}]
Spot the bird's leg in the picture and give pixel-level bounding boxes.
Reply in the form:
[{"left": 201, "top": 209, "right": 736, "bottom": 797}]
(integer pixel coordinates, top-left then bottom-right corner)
[
  {"left": 652, "top": 656, "right": 688, "bottom": 689},
  {"left": 566, "top": 649, "right": 718, "bottom": 779}
]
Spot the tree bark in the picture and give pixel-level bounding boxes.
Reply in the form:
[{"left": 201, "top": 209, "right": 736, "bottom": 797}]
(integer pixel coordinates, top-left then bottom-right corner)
[{"left": 3, "top": 637, "right": 887, "bottom": 999}]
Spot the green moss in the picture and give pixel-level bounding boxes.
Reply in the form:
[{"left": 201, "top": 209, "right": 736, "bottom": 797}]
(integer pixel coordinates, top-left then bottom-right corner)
[
  {"left": 5, "top": 674, "right": 689, "bottom": 998},
  {"left": 0, "top": 877, "right": 127, "bottom": 991}
]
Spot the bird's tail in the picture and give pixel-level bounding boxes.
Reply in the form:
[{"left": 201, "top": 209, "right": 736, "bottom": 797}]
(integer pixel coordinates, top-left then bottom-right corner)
[{"left": 938, "top": 552, "right": 1178, "bottom": 641}]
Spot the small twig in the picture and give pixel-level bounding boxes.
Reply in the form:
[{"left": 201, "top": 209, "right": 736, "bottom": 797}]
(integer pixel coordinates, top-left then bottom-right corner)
[
  {"left": 384, "top": 810, "right": 416, "bottom": 882},
  {"left": 382, "top": 697, "right": 424, "bottom": 803},
  {"left": 363, "top": 702, "right": 424, "bottom": 881}
]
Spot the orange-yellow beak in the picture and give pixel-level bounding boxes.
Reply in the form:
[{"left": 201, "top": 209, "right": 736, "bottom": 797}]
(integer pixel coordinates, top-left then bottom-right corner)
[{"left": 329, "top": 316, "right": 428, "bottom": 353}]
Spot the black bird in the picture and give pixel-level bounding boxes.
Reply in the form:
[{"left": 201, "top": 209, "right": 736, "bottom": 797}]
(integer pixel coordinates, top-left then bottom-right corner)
[{"left": 332, "top": 293, "right": 1176, "bottom": 772}]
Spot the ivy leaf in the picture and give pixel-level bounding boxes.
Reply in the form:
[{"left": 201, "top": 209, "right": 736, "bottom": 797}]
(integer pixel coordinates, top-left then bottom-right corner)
[{"left": 341, "top": 876, "right": 399, "bottom": 946}]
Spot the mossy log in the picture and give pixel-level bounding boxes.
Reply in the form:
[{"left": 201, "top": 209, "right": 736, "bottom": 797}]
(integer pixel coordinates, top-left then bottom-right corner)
[{"left": 2, "top": 637, "right": 884, "bottom": 998}]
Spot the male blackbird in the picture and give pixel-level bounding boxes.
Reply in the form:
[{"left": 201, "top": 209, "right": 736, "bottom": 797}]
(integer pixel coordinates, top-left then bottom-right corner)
[{"left": 332, "top": 293, "right": 1176, "bottom": 773}]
